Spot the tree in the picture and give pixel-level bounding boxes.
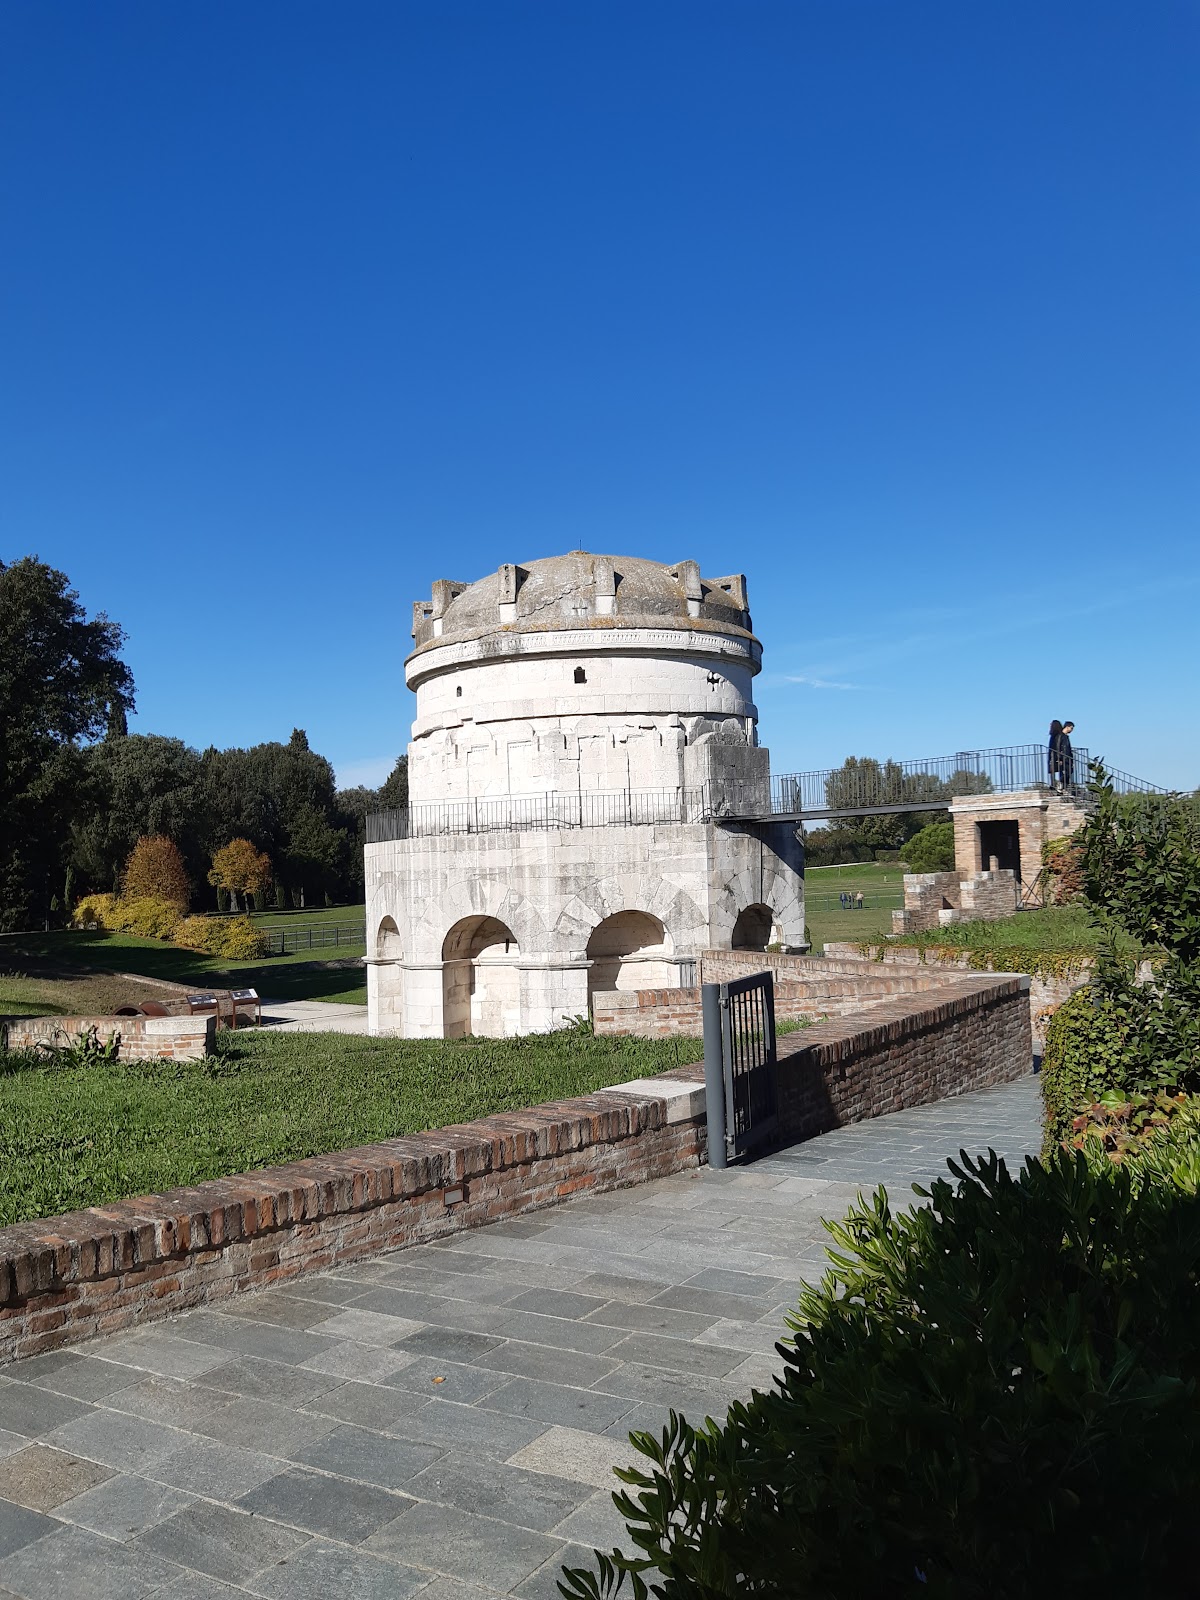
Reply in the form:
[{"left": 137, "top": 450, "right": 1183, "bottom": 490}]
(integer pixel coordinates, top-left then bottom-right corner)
[
  {"left": 70, "top": 734, "right": 205, "bottom": 896},
  {"left": 207, "top": 838, "right": 272, "bottom": 912},
  {"left": 378, "top": 755, "right": 409, "bottom": 810},
  {"left": 283, "top": 803, "right": 348, "bottom": 908},
  {"left": 0, "top": 557, "right": 134, "bottom": 930},
  {"left": 903, "top": 820, "right": 955, "bottom": 873},
  {"left": 122, "top": 836, "right": 191, "bottom": 910}
]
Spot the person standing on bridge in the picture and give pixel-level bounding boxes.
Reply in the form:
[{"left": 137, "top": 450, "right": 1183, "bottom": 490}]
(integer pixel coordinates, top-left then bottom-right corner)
[
  {"left": 1060, "top": 722, "right": 1076, "bottom": 790},
  {"left": 1048, "top": 720, "right": 1067, "bottom": 790}
]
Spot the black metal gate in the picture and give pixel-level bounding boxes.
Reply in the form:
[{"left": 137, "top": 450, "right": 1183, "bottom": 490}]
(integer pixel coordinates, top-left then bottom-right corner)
[{"left": 702, "top": 970, "right": 779, "bottom": 1168}]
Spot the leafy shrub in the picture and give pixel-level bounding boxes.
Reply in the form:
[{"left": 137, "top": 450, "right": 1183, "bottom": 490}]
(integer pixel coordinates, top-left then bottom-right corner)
[
  {"left": 215, "top": 916, "right": 267, "bottom": 960},
  {"left": 174, "top": 914, "right": 266, "bottom": 960},
  {"left": 122, "top": 835, "right": 190, "bottom": 910},
  {"left": 72, "top": 892, "right": 118, "bottom": 929},
  {"left": 1066, "top": 1088, "right": 1191, "bottom": 1164},
  {"left": 1040, "top": 986, "right": 1134, "bottom": 1155},
  {"left": 902, "top": 820, "right": 954, "bottom": 873},
  {"left": 1039, "top": 771, "right": 1200, "bottom": 1133},
  {"left": 561, "top": 1141, "right": 1200, "bottom": 1599},
  {"left": 1041, "top": 833, "right": 1085, "bottom": 904},
  {"left": 174, "top": 914, "right": 224, "bottom": 955},
  {"left": 110, "top": 895, "right": 183, "bottom": 941}
]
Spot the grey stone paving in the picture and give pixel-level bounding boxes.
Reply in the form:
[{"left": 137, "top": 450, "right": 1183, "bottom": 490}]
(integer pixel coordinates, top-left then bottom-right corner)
[{"left": 0, "top": 1073, "right": 1042, "bottom": 1598}]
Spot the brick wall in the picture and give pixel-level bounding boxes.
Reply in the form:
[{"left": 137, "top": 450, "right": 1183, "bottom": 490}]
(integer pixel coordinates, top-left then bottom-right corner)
[
  {"left": 2, "top": 1015, "right": 215, "bottom": 1063},
  {"left": 824, "top": 942, "right": 1092, "bottom": 1051},
  {"left": 0, "top": 1083, "right": 706, "bottom": 1365},
  {"left": 592, "top": 947, "right": 978, "bottom": 1038},
  {"left": 768, "top": 974, "right": 1030, "bottom": 1141},
  {"left": 0, "top": 973, "right": 1030, "bottom": 1364}
]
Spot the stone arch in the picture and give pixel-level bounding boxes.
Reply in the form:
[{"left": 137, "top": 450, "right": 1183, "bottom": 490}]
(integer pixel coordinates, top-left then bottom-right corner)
[
  {"left": 731, "top": 903, "right": 773, "bottom": 952},
  {"left": 375, "top": 915, "right": 403, "bottom": 961},
  {"left": 586, "top": 911, "right": 674, "bottom": 1006},
  {"left": 555, "top": 875, "right": 705, "bottom": 960},
  {"left": 410, "top": 879, "right": 546, "bottom": 964},
  {"left": 441, "top": 915, "right": 521, "bottom": 1039}
]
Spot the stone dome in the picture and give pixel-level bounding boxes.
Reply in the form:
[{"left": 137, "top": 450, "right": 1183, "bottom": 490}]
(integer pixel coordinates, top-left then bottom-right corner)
[{"left": 410, "top": 552, "right": 753, "bottom": 654}]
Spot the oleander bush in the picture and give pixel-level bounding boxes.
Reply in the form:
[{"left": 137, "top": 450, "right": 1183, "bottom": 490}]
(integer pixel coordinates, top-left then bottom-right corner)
[{"left": 561, "top": 1134, "right": 1200, "bottom": 1599}]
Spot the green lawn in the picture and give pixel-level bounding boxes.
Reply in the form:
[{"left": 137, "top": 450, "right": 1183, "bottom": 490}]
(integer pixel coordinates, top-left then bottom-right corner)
[
  {"left": 250, "top": 904, "right": 365, "bottom": 928},
  {"left": 803, "top": 862, "right": 905, "bottom": 951},
  {"left": 0, "top": 1027, "right": 697, "bottom": 1227},
  {"left": 881, "top": 903, "right": 1135, "bottom": 980},
  {"left": 2, "top": 929, "right": 367, "bottom": 1006}
]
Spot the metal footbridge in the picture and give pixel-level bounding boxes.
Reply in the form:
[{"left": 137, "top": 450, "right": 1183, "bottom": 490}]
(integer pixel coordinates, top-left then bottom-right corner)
[{"left": 365, "top": 743, "right": 1164, "bottom": 844}]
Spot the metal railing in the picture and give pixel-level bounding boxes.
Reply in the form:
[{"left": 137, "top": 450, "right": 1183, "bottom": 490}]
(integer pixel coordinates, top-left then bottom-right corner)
[
  {"left": 703, "top": 970, "right": 778, "bottom": 1168},
  {"left": 364, "top": 744, "right": 1167, "bottom": 843},
  {"left": 261, "top": 922, "right": 366, "bottom": 956}
]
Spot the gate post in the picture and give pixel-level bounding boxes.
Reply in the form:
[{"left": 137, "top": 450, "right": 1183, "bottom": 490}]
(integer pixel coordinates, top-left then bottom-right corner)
[{"left": 701, "top": 982, "right": 727, "bottom": 1171}]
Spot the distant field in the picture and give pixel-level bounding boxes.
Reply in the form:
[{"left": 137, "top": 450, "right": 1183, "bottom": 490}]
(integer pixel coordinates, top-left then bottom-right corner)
[
  {"left": 249, "top": 905, "right": 365, "bottom": 929},
  {"left": 803, "top": 862, "right": 905, "bottom": 952}
]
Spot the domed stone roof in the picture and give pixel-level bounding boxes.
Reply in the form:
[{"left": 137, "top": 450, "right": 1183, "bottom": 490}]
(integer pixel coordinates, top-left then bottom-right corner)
[{"left": 411, "top": 551, "right": 753, "bottom": 652}]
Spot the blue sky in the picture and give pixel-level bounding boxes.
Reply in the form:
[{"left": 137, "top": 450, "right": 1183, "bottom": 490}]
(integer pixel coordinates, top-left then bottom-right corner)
[{"left": 3, "top": 1, "right": 1196, "bottom": 790}]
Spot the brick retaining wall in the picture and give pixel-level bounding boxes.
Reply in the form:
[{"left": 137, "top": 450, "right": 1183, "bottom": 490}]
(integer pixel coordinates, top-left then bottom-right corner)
[
  {"left": 823, "top": 942, "right": 1099, "bottom": 1052},
  {"left": 0, "top": 973, "right": 1029, "bottom": 1364},
  {"left": 592, "top": 947, "right": 978, "bottom": 1038},
  {"left": 2, "top": 1014, "right": 215, "bottom": 1062}
]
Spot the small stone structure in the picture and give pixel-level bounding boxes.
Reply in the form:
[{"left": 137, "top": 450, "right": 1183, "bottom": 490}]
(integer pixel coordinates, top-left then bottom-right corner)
[
  {"left": 366, "top": 552, "right": 805, "bottom": 1038},
  {"left": 893, "top": 788, "right": 1090, "bottom": 934},
  {"left": 0, "top": 972, "right": 1029, "bottom": 1363},
  {"left": 2, "top": 1014, "right": 214, "bottom": 1062}
]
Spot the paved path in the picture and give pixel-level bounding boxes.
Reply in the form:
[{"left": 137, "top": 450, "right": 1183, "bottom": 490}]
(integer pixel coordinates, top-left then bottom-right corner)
[
  {"left": 0, "top": 1075, "right": 1042, "bottom": 1600},
  {"left": 254, "top": 1001, "right": 370, "bottom": 1035}
]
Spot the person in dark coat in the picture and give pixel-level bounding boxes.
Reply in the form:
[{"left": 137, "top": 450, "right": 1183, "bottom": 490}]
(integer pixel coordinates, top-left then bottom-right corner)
[
  {"left": 1060, "top": 722, "right": 1076, "bottom": 789},
  {"left": 1048, "top": 720, "right": 1065, "bottom": 789}
]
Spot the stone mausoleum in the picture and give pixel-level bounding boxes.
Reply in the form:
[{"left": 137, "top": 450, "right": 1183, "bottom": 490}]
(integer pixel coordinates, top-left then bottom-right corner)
[{"left": 365, "top": 551, "right": 805, "bottom": 1037}]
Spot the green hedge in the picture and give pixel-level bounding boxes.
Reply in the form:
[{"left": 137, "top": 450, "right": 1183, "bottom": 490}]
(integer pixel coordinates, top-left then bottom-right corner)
[
  {"left": 1040, "top": 986, "right": 1134, "bottom": 1155},
  {"left": 561, "top": 1134, "right": 1200, "bottom": 1599}
]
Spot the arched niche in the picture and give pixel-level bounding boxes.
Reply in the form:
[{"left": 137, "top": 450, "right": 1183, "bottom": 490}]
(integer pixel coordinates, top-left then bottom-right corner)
[
  {"left": 586, "top": 911, "right": 674, "bottom": 1004},
  {"left": 731, "top": 903, "right": 773, "bottom": 952},
  {"left": 375, "top": 915, "right": 403, "bottom": 961},
  {"left": 441, "top": 915, "right": 520, "bottom": 1039}
]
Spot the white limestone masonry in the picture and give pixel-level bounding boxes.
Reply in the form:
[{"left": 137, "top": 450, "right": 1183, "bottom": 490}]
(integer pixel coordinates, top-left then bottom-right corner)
[{"left": 366, "top": 552, "right": 805, "bottom": 1037}]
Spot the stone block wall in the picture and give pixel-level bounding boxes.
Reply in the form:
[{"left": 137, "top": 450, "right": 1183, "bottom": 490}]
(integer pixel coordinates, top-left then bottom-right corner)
[{"left": 2, "top": 1015, "right": 215, "bottom": 1063}]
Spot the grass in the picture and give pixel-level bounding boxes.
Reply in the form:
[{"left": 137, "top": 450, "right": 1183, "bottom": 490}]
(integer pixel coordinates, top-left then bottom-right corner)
[
  {"left": 0, "top": 1026, "right": 698, "bottom": 1227},
  {"left": 890, "top": 904, "right": 1103, "bottom": 955},
  {"left": 803, "top": 861, "right": 906, "bottom": 952},
  {"left": 249, "top": 904, "right": 365, "bottom": 928},
  {"left": 879, "top": 903, "right": 1136, "bottom": 980},
  {"left": 0, "top": 929, "right": 368, "bottom": 1009}
]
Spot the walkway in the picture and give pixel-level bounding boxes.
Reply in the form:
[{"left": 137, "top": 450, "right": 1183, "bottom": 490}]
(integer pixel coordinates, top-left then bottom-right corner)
[
  {"left": 0, "top": 1075, "right": 1042, "bottom": 1600},
  {"left": 255, "top": 1000, "right": 370, "bottom": 1035}
]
